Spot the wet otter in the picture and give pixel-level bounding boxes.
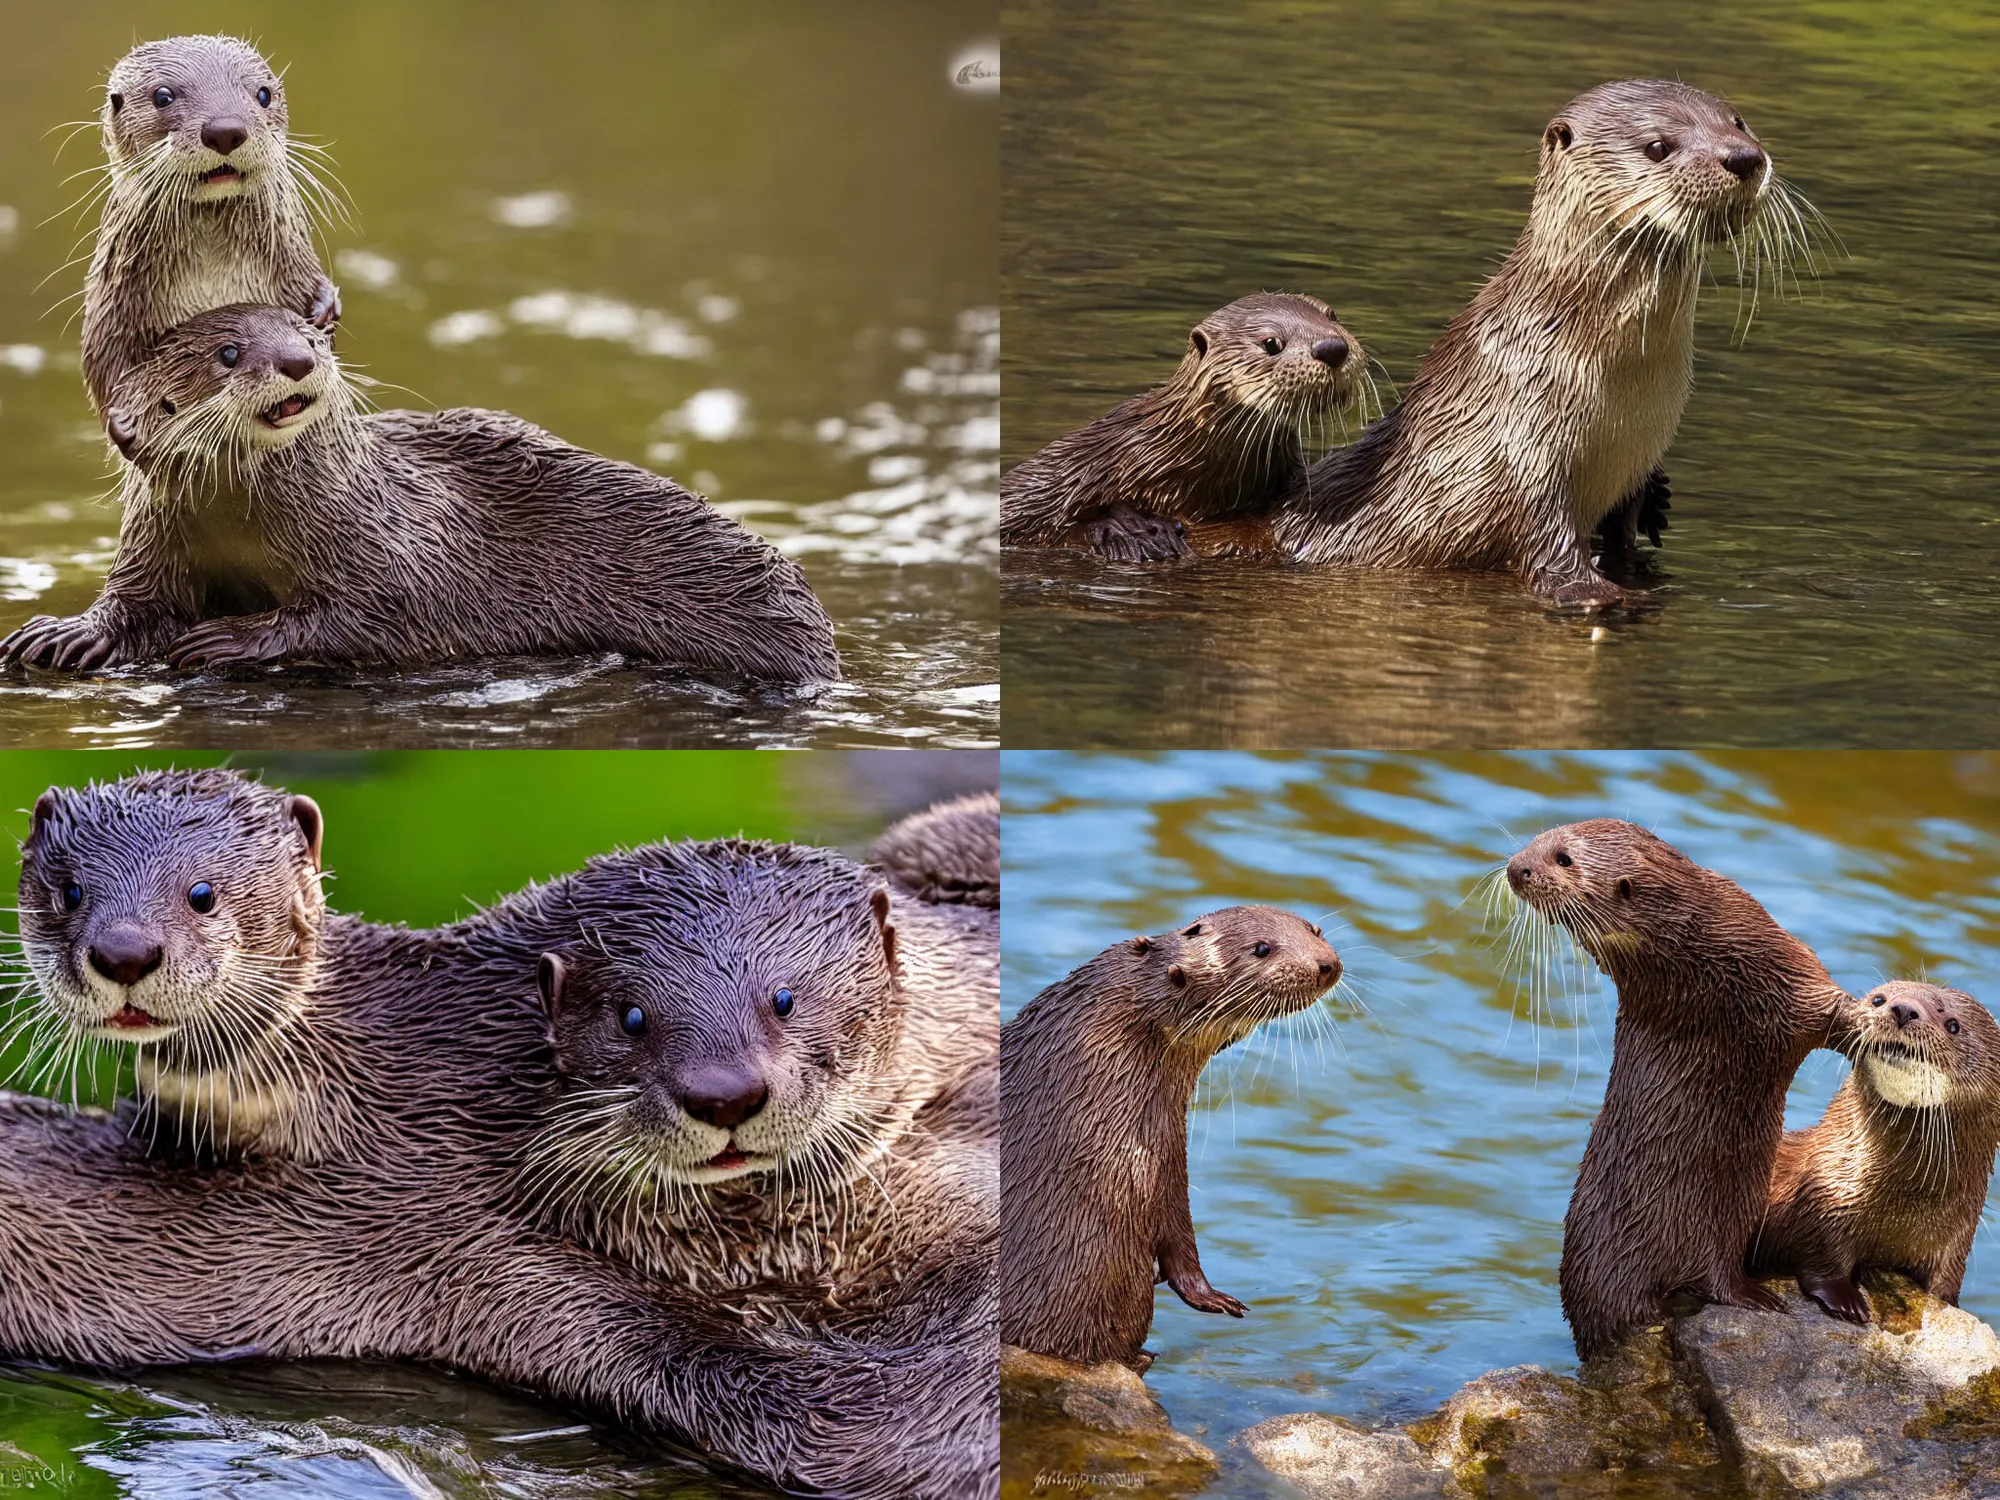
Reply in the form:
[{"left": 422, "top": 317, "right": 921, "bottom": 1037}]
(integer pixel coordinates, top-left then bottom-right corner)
[
  {"left": 83, "top": 35, "right": 338, "bottom": 415},
  {"left": 1504, "top": 819, "right": 1856, "bottom": 1359},
  {"left": 1750, "top": 981, "right": 2000, "bottom": 1324},
  {"left": 1002, "top": 294, "right": 1368, "bottom": 561},
  {"left": 1001, "top": 906, "right": 1340, "bottom": 1369},
  {"left": 0, "top": 772, "right": 995, "bottom": 1499},
  {"left": 1270, "top": 81, "right": 1813, "bottom": 607},
  {"left": 867, "top": 789, "right": 999, "bottom": 908},
  {"left": 0, "top": 304, "right": 839, "bottom": 683}
]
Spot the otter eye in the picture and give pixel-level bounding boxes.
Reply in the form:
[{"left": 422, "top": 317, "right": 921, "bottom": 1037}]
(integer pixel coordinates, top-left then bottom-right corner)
[
  {"left": 1643, "top": 139, "right": 1672, "bottom": 162},
  {"left": 1947, "top": 1018, "right": 1961, "bottom": 1035},
  {"left": 187, "top": 881, "right": 215, "bottom": 914},
  {"left": 773, "top": 987, "right": 795, "bottom": 1019},
  {"left": 218, "top": 345, "right": 240, "bottom": 369},
  {"left": 1260, "top": 337, "right": 1284, "bottom": 356},
  {"left": 257, "top": 86, "right": 273, "bottom": 108},
  {"left": 620, "top": 1005, "right": 646, "bottom": 1036},
  {"left": 1872, "top": 993, "right": 1887, "bottom": 1007},
  {"left": 109, "top": 92, "right": 124, "bottom": 113},
  {"left": 1554, "top": 851, "right": 1573, "bottom": 868},
  {"left": 1253, "top": 941, "right": 1270, "bottom": 958},
  {"left": 160, "top": 398, "right": 176, "bottom": 415},
  {"left": 152, "top": 87, "right": 174, "bottom": 109},
  {"left": 60, "top": 881, "right": 82, "bottom": 913}
]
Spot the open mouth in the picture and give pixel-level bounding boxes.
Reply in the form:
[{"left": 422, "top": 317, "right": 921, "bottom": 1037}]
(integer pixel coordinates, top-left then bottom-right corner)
[
  {"left": 259, "top": 392, "right": 315, "bottom": 428},
  {"left": 96, "top": 1004, "right": 175, "bottom": 1034},
  {"left": 198, "top": 165, "right": 243, "bottom": 187},
  {"left": 705, "top": 1147, "right": 749, "bottom": 1170}
]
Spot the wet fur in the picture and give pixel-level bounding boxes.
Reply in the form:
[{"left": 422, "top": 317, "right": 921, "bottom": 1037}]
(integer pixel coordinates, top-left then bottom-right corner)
[
  {"left": 1000, "top": 906, "right": 1339, "bottom": 1368},
  {"left": 866, "top": 790, "right": 998, "bottom": 909}
]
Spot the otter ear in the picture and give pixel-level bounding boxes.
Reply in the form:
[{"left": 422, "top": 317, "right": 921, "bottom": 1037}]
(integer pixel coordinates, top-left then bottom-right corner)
[
  {"left": 1545, "top": 121, "right": 1574, "bottom": 151},
  {"left": 1188, "top": 328, "right": 1209, "bottom": 359},
  {"left": 27, "top": 789, "right": 59, "bottom": 843},
  {"left": 1168, "top": 963, "right": 1187, "bottom": 988},
  {"left": 870, "top": 884, "right": 899, "bottom": 973},
  {"left": 286, "top": 796, "right": 323, "bottom": 872},
  {"left": 105, "top": 407, "right": 138, "bottom": 458},
  {"left": 1129, "top": 934, "right": 1153, "bottom": 954},
  {"left": 1616, "top": 877, "right": 1633, "bottom": 900},
  {"left": 537, "top": 953, "right": 566, "bottom": 1020},
  {"left": 108, "top": 91, "right": 124, "bottom": 114}
]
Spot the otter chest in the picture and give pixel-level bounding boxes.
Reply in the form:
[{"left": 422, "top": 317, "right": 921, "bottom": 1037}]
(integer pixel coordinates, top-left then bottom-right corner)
[
  {"left": 157, "top": 224, "right": 288, "bottom": 329},
  {"left": 1568, "top": 297, "right": 1696, "bottom": 526}
]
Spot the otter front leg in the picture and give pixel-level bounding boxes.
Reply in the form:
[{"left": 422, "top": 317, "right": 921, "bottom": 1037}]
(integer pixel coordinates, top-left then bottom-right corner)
[
  {"left": 1155, "top": 1153, "right": 1244, "bottom": 1318},
  {"left": 306, "top": 274, "right": 341, "bottom": 331},
  {"left": 1593, "top": 468, "right": 1671, "bottom": 578},
  {"left": 1084, "top": 504, "right": 1191, "bottom": 562},
  {"left": 1, "top": 595, "right": 181, "bottom": 672}
]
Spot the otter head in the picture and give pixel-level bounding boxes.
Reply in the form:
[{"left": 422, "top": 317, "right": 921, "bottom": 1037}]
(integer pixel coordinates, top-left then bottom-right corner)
[
  {"left": 533, "top": 842, "right": 907, "bottom": 1199},
  {"left": 16, "top": 770, "right": 324, "bottom": 1066},
  {"left": 1851, "top": 982, "right": 2000, "bottom": 1119},
  {"left": 1505, "top": 819, "right": 1703, "bottom": 975},
  {"left": 1535, "top": 80, "right": 1772, "bottom": 262},
  {"left": 1177, "top": 292, "right": 1366, "bottom": 441},
  {"left": 103, "top": 36, "right": 291, "bottom": 204},
  {"left": 105, "top": 304, "right": 343, "bottom": 471},
  {"left": 1137, "top": 905, "right": 1341, "bottom": 1051}
]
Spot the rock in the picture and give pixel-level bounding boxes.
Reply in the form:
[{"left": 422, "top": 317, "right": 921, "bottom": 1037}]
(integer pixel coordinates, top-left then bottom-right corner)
[
  {"left": 1675, "top": 1275, "right": 2000, "bottom": 1499},
  {"left": 1238, "top": 1412, "right": 1442, "bottom": 1498},
  {"left": 999, "top": 1344, "right": 1216, "bottom": 1500}
]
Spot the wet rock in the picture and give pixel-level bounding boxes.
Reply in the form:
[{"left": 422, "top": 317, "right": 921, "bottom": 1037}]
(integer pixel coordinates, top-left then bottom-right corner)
[
  {"left": 999, "top": 1344, "right": 1216, "bottom": 1500},
  {"left": 1238, "top": 1411, "right": 1442, "bottom": 1498},
  {"left": 1675, "top": 1275, "right": 2000, "bottom": 1499}
]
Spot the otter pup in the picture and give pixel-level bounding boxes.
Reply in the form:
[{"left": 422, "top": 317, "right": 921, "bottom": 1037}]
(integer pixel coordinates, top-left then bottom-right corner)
[
  {"left": 1273, "top": 81, "right": 1812, "bottom": 607},
  {"left": 0, "top": 771, "right": 995, "bottom": 1499},
  {"left": 1750, "top": 981, "right": 2000, "bottom": 1324},
  {"left": 0, "top": 305, "right": 839, "bottom": 682},
  {"left": 1002, "top": 294, "right": 1368, "bottom": 561},
  {"left": 1001, "top": 907, "right": 1340, "bottom": 1369},
  {"left": 1504, "top": 820, "right": 1856, "bottom": 1359},
  {"left": 83, "top": 35, "right": 338, "bottom": 414}
]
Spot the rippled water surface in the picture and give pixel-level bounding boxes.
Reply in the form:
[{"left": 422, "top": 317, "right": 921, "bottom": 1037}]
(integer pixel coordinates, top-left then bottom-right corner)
[
  {"left": 1001, "top": 1, "right": 2000, "bottom": 747},
  {"left": 0, "top": 0, "right": 996, "bottom": 746},
  {"left": 1004, "top": 751, "right": 2000, "bottom": 1495}
]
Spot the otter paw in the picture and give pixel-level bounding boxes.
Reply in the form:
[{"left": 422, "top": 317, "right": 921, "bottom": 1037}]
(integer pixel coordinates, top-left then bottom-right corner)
[
  {"left": 1725, "top": 1276, "right": 1790, "bottom": 1316},
  {"left": 1086, "top": 505, "right": 1191, "bottom": 563},
  {"left": 165, "top": 619, "right": 287, "bottom": 670},
  {"left": 1800, "top": 1274, "right": 1871, "bottom": 1325},
  {"left": 308, "top": 275, "right": 342, "bottom": 330},
  {"left": 0, "top": 614, "right": 131, "bottom": 672},
  {"left": 1539, "top": 573, "right": 1626, "bottom": 613},
  {"left": 1169, "top": 1270, "right": 1246, "bottom": 1318}
]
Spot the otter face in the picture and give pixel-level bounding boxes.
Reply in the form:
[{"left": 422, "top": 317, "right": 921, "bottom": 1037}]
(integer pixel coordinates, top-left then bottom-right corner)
[
  {"left": 1506, "top": 819, "right": 1699, "bottom": 966},
  {"left": 534, "top": 846, "right": 906, "bottom": 1196},
  {"left": 1183, "top": 292, "right": 1365, "bottom": 434},
  {"left": 107, "top": 304, "right": 342, "bottom": 469},
  {"left": 1854, "top": 982, "right": 2000, "bottom": 1115},
  {"left": 1538, "top": 80, "right": 1771, "bottom": 252},
  {"left": 1146, "top": 905, "right": 1341, "bottom": 1046},
  {"left": 103, "top": 36, "right": 289, "bottom": 202},
  {"left": 16, "top": 772, "right": 323, "bottom": 1057}
]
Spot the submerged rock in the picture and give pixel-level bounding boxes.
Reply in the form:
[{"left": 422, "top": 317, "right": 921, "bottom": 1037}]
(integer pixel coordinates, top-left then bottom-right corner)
[{"left": 999, "top": 1344, "right": 1216, "bottom": 1500}]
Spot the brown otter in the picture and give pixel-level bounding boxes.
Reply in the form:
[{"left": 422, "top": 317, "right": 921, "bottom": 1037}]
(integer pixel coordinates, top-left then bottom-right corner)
[
  {"left": 1749, "top": 980, "right": 2000, "bottom": 1324},
  {"left": 1000, "top": 906, "right": 1340, "bottom": 1369},
  {"left": 0, "top": 770, "right": 995, "bottom": 1499},
  {"left": 82, "top": 35, "right": 338, "bottom": 415},
  {"left": 866, "top": 789, "right": 999, "bottom": 908},
  {"left": 1269, "top": 80, "right": 1814, "bottom": 607},
  {"left": 0, "top": 304, "right": 840, "bottom": 683},
  {"left": 1504, "top": 819, "right": 1856, "bottom": 1359},
  {"left": 1002, "top": 294, "right": 1369, "bottom": 561}
]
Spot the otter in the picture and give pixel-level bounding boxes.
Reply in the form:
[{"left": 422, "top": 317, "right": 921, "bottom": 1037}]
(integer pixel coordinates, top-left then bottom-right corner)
[
  {"left": 866, "top": 789, "right": 999, "bottom": 908},
  {"left": 1503, "top": 819, "right": 1856, "bottom": 1359},
  {"left": 1000, "top": 906, "right": 1340, "bottom": 1369},
  {"left": 82, "top": 35, "right": 338, "bottom": 416},
  {"left": 1750, "top": 981, "right": 2000, "bottom": 1324},
  {"left": 0, "top": 771, "right": 996, "bottom": 1499},
  {"left": 1002, "top": 294, "right": 1368, "bottom": 561},
  {"left": 0, "top": 304, "right": 839, "bottom": 683},
  {"left": 1267, "top": 81, "right": 1813, "bottom": 607}
]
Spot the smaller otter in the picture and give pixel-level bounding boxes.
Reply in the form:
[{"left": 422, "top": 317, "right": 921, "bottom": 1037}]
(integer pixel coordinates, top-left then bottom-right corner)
[
  {"left": 1001, "top": 907, "right": 1340, "bottom": 1369},
  {"left": 1751, "top": 981, "right": 2000, "bottom": 1324},
  {"left": 83, "top": 35, "right": 338, "bottom": 414},
  {"left": 1002, "top": 294, "right": 1368, "bottom": 561},
  {"left": 1504, "top": 820, "right": 1856, "bottom": 1360},
  {"left": 0, "top": 305, "right": 839, "bottom": 683},
  {"left": 868, "top": 790, "right": 999, "bottom": 908}
]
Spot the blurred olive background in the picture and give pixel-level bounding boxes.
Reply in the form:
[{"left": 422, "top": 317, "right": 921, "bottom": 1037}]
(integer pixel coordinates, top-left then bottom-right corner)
[
  {"left": 1005, "top": 750, "right": 2000, "bottom": 1497},
  {"left": 0, "top": 1, "right": 998, "bottom": 747},
  {"left": 1001, "top": 0, "right": 2000, "bottom": 748},
  {"left": 0, "top": 745, "right": 995, "bottom": 1499}
]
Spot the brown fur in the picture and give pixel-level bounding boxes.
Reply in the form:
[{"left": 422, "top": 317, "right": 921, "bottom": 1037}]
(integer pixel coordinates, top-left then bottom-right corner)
[
  {"left": 1505, "top": 819, "right": 1855, "bottom": 1360},
  {"left": 1751, "top": 981, "right": 2000, "bottom": 1324},
  {"left": 0, "top": 772, "right": 992, "bottom": 1499},
  {"left": 82, "top": 35, "right": 337, "bottom": 416},
  {"left": 1273, "top": 80, "right": 1809, "bottom": 607},
  {"left": 1000, "top": 906, "right": 1340, "bottom": 1368},
  {"left": 868, "top": 790, "right": 999, "bottom": 908},
  {"left": 1002, "top": 294, "right": 1366, "bottom": 561},
  {"left": 0, "top": 305, "right": 839, "bottom": 683}
]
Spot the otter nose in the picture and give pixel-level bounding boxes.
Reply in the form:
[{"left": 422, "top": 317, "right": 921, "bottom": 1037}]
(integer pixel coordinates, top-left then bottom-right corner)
[
  {"left": 88, "top": 925, "right": 163, "bottom": 987},
  {"left": 1722, "top": 144, "right": 1765, "bottom": 183},
  {"left": 1311, "top": 336, "right": 1350, "bottom": 369},
  {"left": 1890, "top": 1001, "right": 1922, "bottom": 1029},
  {"left": 1506, "top": 851, "right": 1532, "bottom": 894},
  {"left": 1317, "top": 956, "right": 1341, "bottom": 983},
  {"left": 275, "top": 347, "right": 316, "bottom": 382},
  {"left": 201, "top": 119, "right": 249, "bottom": 157},
  {"left": 677, "top": 1064, "right": 769, "bottom": 1130}
]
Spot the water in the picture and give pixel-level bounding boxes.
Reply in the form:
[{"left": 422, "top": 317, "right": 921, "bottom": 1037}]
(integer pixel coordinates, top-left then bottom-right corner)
[
  {"left": 1000, "top": 1, "right": 2000, "bottom": 748},
  {"left": 1003, "top": 750, "right": 2000, "bottom": 1495},
  {"left": 0, "top": 0, "right": 998, "bottom": 747}
]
